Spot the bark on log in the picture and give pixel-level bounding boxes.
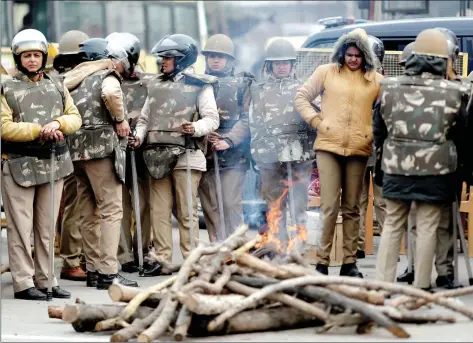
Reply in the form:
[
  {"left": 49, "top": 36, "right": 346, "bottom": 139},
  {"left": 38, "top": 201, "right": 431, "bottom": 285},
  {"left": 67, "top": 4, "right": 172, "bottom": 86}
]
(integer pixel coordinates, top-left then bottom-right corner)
[
  {"left": 237, "top": 253, "right": 385, "bottom": 305},
  {"left": 176, "top": 293, "right": 253, "bottom": 315},
  {"left": 61, "top": 304, "right": 153, "bottom": 332},
  {"left": 48, "top": 306, "right": 63, "bottom": 319},
  {"left": 111, "top": 294, "right": 168, "bottom": 342},
  {"left": 208, "top": 277, "right": 410, "bottom": 338},
  {"left": 108, "top": 283, "right": 163, "bottom": 308},
  {"left": 226, "top": 280, "right": 328, "bottom": 321},
  {"left": 188, "top": 305, "right": 323, "bottom": 336},
  {"left": 173, "top": 306, "right": 193, "bottom": 341},
  {"left": 137, "top": 224, "right": 249, "bottom": 342},
  {"left": 391, "top": 285, "right": 473, "bottom": 310},
  {"left": 374, "top": 306, "right": 456, "bottom": 324}
]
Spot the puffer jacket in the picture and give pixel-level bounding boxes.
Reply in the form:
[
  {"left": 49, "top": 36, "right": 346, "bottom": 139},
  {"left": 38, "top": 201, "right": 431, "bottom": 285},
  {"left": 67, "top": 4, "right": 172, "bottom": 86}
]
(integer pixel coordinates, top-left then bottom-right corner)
[{"left": 295, "top": 28, "right": 383, "bottom": 157}]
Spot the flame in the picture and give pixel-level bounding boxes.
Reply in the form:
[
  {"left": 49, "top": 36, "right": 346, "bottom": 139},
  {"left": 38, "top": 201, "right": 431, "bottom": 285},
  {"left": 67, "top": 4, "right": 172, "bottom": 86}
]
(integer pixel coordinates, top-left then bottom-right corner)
[{"left": 254, "top": 177, "right": 308, "bottom": 255}]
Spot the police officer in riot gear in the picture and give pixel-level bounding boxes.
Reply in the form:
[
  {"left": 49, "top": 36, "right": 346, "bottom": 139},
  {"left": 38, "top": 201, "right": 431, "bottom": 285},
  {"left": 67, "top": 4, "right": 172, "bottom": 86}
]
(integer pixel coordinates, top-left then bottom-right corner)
[
  {"left": 52, "top": 30, "right": 90, "bottom": 282},
  {"left": 63, "top": 37, "right": 138, "bottom": 289},
  {"left": 198, "top": 34, "right": 254, "bottom": 241},
  {"left": 374, "top": 29, "right": 473, "bottom": 290},
  {"left": 132, "top": 34, "right": 219, "bottom": 276},
  {"left": 1, "top": 29, "right": 82, "bottom": 300},
  {"left": 106, "top": 32, "right": 154, "bottom": 273},
  {"left": 249, "top": 39, "right": 314, "bottom": 251}
]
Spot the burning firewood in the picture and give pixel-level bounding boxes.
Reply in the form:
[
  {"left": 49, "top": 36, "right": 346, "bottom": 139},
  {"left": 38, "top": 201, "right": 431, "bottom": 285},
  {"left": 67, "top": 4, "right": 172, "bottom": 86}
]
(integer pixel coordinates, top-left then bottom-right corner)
[{"left": 48, "top": 223, "right": 473, "bottom": 341}]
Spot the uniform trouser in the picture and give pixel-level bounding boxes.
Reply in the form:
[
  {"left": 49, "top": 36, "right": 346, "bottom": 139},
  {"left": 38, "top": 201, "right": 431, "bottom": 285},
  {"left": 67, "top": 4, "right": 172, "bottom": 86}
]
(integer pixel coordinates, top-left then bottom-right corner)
[
  {"left": 60, "top": 173, "right": 84, "bottom": 269},
  {"left": 407, "top": 203, "right": 453, "bottom": 276},
  {"left": 74, "top": 158, "right": 123, "bottom": 275},
  {"left": 358, "top": 166, "right": 386, "bottom": 251},
  {"left": 258, "top": 161, "right": 312, "bottom": 242},
  {"left": 376, "top": 199, "right": 441, "bottom": 288},
  {"left": 316, "top": 151, "right": 367, "bottom": 265},
  {"left": 149, "top": 169, "right": 201, "bottom": 264},
  {"left": 198, "top": 167, "right": 247, "bottom": 242},
  {"left": 118, "top": 180, "right": 151, "bottom": 265},
  {"left": 2, "top": 162, "right": 62, "bottom": 293}
]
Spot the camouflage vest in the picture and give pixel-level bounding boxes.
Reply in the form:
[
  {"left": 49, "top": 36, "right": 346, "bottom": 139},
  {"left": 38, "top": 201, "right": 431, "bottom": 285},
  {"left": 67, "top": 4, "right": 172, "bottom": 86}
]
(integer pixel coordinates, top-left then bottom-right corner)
[
  {"left": 143, "top": 72, "right": 216, "bottom": 180},
  {"left": 210, "top": 73, "right": 252, "bottom": 169},
  {"left": 67, "top": 69, "right": 127, "bottom": 182},
  {"left": 380, "top": 74, "right": 468, "bottom": 176},
  {"left": 2, "top": 73, "right": 74, "bottom": 187},
  {"left": 121, "top": 72, "right": 156, "bottom": 182},
  {"left": 250, "top": 77, "right": 313, "bottom": 163}
]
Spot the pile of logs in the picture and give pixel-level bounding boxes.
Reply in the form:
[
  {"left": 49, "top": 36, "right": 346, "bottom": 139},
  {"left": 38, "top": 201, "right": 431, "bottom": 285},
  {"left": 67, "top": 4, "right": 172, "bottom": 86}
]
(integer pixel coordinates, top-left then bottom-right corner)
[{"left": 48, "top": 225, "right": 473, "bottom": 342}]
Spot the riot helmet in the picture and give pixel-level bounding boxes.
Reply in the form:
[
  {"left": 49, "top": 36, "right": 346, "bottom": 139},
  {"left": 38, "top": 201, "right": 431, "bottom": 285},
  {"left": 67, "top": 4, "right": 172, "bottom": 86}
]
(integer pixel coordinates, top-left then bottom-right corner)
[
  {"left": 107, "top": 40, "right": 131, "bottom": 73},
  {"left": 412, "top": 29, "right": 448, "bottom": 58},
  {"left": 435, "top": 27, "right": 460, "bottom": 61},
  {"left": 368, "top": 35, "right": 385, "bottom": 64},
  {"left": 399, "top": 42, "right": 415, "bottom": 66},
  {"left": 78, "top": 38, "right": 110, "bottom": 62},
  {"left": 151, "top": 34, "right": 198, "bottom": 75},
  {"left": 202, "top": 34, "right": 235, "bottom": 76},
  {"left": 11, "top": 29, "right": 49, "bottom": 76},
  {"left": 59, "top": 30, "right": 90, "bottom": 55},
  {"left": 263, "top": 39, "right": 297, "bottom": 77},
  {"left": 106, "top": 32, "right": 141, "bottom": 75}
]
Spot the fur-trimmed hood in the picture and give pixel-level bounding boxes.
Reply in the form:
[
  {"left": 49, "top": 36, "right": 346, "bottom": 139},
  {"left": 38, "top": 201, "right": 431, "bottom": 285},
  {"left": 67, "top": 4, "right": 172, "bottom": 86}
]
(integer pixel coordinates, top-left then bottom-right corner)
[{"left": 330, "top": 28, "right": 379, "bottom": 73}]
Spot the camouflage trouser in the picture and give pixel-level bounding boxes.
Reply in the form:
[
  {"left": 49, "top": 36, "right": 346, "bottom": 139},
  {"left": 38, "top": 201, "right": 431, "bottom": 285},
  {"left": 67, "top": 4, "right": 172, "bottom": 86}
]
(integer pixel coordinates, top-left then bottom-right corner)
[
  {"left": 407, "top": 203, "right": 453, "bottom": 276},
  {"left": 377, "top": 199, "right": 441, "bottom": 289},
  {"left": 258, "top": 161, "right": 312, "bottom": 243},
  {"left": 198, "top": 167, "right": 247, "bottom": 242}
]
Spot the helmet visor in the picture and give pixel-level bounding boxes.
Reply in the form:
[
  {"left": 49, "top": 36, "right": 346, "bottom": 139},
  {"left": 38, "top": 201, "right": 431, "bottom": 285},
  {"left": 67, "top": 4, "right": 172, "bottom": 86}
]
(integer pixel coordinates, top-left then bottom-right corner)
[{"left": 13, "top": 40, "right": 48, "bottom": 55}]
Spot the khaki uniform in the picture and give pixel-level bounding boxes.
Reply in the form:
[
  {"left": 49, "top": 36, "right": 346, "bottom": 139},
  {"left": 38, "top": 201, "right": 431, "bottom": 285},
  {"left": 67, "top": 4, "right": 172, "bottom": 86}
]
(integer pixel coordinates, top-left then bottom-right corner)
[
  {"left": 135, "top": 68, "right": 219, "bottom": 264},
  {"left": 117, "top": 70, "right": 155, "bottom": 265},
  {"left": 198, "top": 72, "right": 253, "bottom": 241},
  {"left": 408, "top": 203, "right": 453, "bottom": 276},
  {"left": 1, "top": 71, "right": 82, "bottom": 292},
  {"left": 250, "top": 74, "right": 314, "bottom": 243},
  {"left": 64, "top": 59, "right": 127, "bottom": 275}
]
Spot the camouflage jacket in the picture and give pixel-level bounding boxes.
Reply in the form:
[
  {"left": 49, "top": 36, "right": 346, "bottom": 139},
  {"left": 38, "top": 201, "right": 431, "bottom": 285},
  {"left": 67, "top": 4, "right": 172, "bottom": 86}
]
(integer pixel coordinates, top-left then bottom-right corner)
[
  {"left": 249, "top": 75, "right": 313, "bottom": 164},
  {"left": 121, "top": 71, "right": 156, "bottom": 183},
  {"left": 207, "top": 71, "right": 254, "bottom": 170},
  {"left": 376, "top": 72, "right": 472, "bottom": 176},
  {"left": 68, "top": 69, "right": 127, "bottom": 182},
  {"left": 1, "top": 72, "right": 74, "bottom": 187}
]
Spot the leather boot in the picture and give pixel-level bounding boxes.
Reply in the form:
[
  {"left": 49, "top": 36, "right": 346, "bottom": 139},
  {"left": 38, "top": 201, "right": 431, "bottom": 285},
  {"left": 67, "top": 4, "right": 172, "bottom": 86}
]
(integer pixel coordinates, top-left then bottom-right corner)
[
  {"left": 121, "top": 261, "right": 139, "bottom": 273},
  {"left": 340, "top": 263, "right": 363, "bottom": 278},
  {"left": 38, "top": 286, "right": 71, "bottom": 299},
  {"left": 142, "top": 262, "right": 163, "bottom": 277},
  {"left": 396, "top": 268, "right": 414, "bottom": 283},
  {"left": 14, "top": 287, "right": 47, "bottom": 301},
  {"left": 86, "top": 271, "right": 98, "bottom": 287},
  {"left": 60, "top": 266, "right": 87, "bottom": 281},
  {"left": 96, "top": 273, "right": 139, "bottom": 290},
  {"left": 436, "top": 274, "right": 458, "bottom": 289},
  {"left": 315, "top": 263, "right": 328, "bottom": 275}
]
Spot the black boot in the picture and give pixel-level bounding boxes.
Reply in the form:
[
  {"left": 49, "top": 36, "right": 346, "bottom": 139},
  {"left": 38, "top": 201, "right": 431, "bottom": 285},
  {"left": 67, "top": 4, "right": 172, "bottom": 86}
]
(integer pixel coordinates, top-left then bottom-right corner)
[
  {"left": 142, "top": 262, "right": 163, "bottom": 277},
  {"left": 340, "top": 263, "right": 363, "bottom": 278},
  {"left": 121, "top": 261, "right": 139, "bottom": 273},
  {"left": 397, "top": 268, "right": 414, "bottom": 284},
  {"left": 86, "top": 271, "right": 98, "bottom": 287},
  {"left": 14, "top": 287, "right": 47, "bottom": 301},
  {"left": 315, "top": 263, "right": 328, "bottom": 275},
  {"left": 436, "top": 274, "right": 458, "bottom": 289},
  {"left": 97, "top": 273, "right": 139, "bottom": 290},
  {"left": 38, "top": 286, "right": 71, "bottom": 299},
  {"left": 421, "top": 286, "right": 435, "bottom": 293},
  {"left": 356, "top": 250, "right": 366, "bottom": 259}
]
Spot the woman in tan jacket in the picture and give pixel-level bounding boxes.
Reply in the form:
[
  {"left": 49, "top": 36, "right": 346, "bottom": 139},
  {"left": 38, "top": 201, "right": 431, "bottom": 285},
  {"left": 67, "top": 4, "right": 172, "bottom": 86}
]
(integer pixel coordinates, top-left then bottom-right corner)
[{"left": 295, "top": 28, "right": 383, "bottom": 277}]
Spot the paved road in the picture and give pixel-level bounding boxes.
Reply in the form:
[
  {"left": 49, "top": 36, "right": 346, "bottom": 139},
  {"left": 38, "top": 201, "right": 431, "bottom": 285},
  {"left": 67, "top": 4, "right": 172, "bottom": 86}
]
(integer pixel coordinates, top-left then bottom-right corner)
[{"left": 2, "top": 228, "right": 473, "bottom": 342}]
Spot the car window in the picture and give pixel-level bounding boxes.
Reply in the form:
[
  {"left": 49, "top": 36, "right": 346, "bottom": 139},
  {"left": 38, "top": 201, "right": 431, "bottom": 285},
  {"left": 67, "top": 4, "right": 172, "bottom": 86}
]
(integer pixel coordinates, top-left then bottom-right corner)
[{"left": 308, "top": 40, "right": 337, "bottom": 49}]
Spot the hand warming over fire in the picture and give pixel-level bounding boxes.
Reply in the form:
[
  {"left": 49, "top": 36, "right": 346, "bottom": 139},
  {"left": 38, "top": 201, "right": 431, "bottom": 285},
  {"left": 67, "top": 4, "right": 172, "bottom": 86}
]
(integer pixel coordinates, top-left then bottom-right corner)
[{"left": 213, "top": 139, "right": 230, "bottom": 151}]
